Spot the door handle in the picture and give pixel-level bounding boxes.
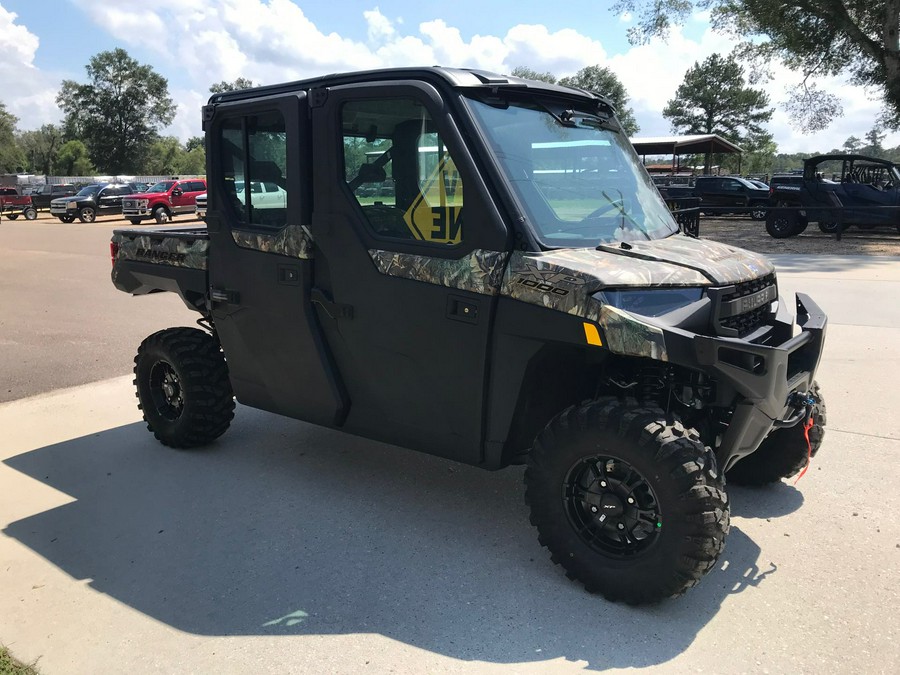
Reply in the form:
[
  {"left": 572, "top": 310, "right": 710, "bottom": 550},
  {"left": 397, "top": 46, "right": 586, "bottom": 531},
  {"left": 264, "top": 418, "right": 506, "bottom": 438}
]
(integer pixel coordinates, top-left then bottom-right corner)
[
  {"left": 311, "top": 288, "right": 353, "bottom": 319},
  {"left": 446, "top": 295, "right": 478, "bottom": 324}
]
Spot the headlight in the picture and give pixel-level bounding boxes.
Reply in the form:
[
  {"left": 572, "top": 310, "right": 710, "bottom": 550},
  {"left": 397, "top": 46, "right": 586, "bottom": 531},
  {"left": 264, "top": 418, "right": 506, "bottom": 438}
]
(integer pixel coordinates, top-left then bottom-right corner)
[
  {"left": 67, "top": 201, "right": 76, "bottom": 209},
  {"left": 139, "top": 199, "right": 149, "bottom": 208},
  {"left": 596, "top": 288, "right": 704, "bottom": 317}
]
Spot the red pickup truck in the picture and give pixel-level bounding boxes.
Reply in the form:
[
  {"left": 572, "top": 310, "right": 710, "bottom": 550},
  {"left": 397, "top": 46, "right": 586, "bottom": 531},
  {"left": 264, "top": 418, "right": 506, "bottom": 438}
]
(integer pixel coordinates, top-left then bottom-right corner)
[
  {"left": 0, "top": 188, "right": 37, "bottom": 220},
  {"left": 121, "top": 178, "right": 207, "bottom": 224}
]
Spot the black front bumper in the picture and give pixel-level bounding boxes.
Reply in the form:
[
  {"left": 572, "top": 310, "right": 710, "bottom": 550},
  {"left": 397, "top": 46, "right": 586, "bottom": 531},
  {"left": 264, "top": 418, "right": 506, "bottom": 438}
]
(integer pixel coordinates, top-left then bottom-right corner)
[{"left": 663, "top": 293, "right": 827, "bottom": 470}]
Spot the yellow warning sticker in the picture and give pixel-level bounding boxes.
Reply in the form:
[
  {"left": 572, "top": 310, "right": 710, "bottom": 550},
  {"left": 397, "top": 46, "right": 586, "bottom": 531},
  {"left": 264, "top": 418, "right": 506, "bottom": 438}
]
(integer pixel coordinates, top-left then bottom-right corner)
[{"left": 403, "top": 155, "right": 464, "bottom": 244}]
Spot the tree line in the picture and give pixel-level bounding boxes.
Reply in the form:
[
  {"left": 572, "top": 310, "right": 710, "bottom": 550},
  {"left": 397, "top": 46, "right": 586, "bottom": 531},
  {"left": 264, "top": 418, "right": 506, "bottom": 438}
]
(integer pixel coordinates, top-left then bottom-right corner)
[
  {"left": 5, "top": 0, "right": 900, "bottom": 182},
  {"left": 0, "top": 49, "right": 255, "bottom": 177}
]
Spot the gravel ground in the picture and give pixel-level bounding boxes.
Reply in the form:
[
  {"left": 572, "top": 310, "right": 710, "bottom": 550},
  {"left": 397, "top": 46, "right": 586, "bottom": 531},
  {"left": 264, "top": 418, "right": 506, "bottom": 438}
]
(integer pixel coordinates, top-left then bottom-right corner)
[{"left": 700, "top": 215, "right": 900, "bottom": 256}]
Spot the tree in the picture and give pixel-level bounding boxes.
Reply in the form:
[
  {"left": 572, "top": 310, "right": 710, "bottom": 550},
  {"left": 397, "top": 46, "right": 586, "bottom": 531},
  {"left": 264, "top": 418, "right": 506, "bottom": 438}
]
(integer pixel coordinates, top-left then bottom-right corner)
[
  {"left": 143, "top": 136, "right": 184, "bottom": 175},
  {"left": 842, "top": 135, "right": 863, "bottom": 153},
  {"left": 559, "top": 65, "right": 640, "bottom": 135},
  {"left": 612, "top": 1, "right": 900, "bottom": 131},
  {"left": 142, "top": 137, "right": 206, "bottom": 175},
  {"left": 53, "top": 140, "right": 94, "bottom": 176},
  {"left": 663, "top": 53, "right": 772, "bottom": 142},
  {"left": 862, "top": 125, "right": 886, "bottom": 157},
  {"left": 209, "top": 77, "right": 256, "bottom": 94},
  {"left": 663, "top": 53, "right": 772, "bottom": 173},
  {"left": 57, "top": 48, "right": 176, "bottom": 174},
  {"left": 185, "top": 136, "right": 204, "bottom": 152},
  {"left": 0, "top": 102, "right": 26, "bottom": 173},
  {"left": 177, "top": 146, "right": 206, "bottom": 175},
  {"left": 510, "top": 66, "right": 557, "bottom": 84},
  {"left": 18, "top": 124, "right": 63, "bottom": 175}
]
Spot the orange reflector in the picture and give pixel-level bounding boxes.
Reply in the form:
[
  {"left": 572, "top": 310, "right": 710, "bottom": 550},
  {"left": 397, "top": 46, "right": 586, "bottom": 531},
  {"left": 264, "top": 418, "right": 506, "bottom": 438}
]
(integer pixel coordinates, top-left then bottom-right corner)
[{"left": 583, "top": 322, "right": 602, "bottom": 346}]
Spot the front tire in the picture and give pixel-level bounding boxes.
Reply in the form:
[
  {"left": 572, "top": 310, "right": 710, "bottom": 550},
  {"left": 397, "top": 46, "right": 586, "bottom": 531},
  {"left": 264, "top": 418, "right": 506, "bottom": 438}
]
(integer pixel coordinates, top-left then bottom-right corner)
[
  {"left": 23, "top": 206, "right": 37, "bottom": 220},
  {"left": 727, "top": 383, "right": 826, "bottom": 486},
  {"left": 78, "top": 206, "right": 96, "bottom": 223},
  {"left": 818, "top": 221, "right": 841, "bottom": 234},
  {"left": 525, "top": 399, "right": 729, "bottom": 604},
  {"left": 134, "top": 327, "right": 235, "bottom": 448},
  {"left": 766, "top": 208, "right": 800, "bottom": 238},
  {"left": 750, "top": 202, "right": 767, "bottom": 220},
  {"left": 153, "top": 205, "right": 171, "bottom": 224},
  {"left": 59, "top": 215, "right": 76, "bottom": 223},
  {"left": 129, "top": 218, "right": 143, "bottom": 225}
]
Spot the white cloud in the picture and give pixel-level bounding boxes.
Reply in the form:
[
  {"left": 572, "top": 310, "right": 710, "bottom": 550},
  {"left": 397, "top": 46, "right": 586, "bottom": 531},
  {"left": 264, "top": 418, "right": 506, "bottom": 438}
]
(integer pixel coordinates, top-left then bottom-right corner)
[
  {"left": 8, "top": 1, "right": 899, "bottom": 155},
  {"left": 0, "top": 6, "right": 62, "bottom": 128}
]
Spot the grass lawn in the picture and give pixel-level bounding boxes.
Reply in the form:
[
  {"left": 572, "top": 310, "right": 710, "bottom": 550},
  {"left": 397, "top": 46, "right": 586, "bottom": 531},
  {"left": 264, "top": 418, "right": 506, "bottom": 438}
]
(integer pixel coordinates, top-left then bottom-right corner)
[{"left": 0, "top": 646, "right": 38, "bottom": 675}]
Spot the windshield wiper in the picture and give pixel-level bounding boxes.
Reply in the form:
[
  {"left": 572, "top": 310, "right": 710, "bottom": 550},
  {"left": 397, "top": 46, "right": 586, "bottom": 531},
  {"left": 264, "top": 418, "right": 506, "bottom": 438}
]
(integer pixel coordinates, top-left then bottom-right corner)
[{"left": 597, "top": 189, "right": 651, "bottom": 242}]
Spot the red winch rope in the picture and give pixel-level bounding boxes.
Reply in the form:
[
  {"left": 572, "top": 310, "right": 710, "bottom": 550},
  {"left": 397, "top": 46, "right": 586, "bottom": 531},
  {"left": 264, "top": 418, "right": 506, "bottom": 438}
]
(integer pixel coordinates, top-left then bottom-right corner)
[{"left": 793, "top": 415, "right": 815, "bottom": 484}]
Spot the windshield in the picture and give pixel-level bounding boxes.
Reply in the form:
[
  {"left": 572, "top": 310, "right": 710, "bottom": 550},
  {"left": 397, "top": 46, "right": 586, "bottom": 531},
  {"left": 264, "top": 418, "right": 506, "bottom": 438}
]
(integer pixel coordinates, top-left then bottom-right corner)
[
  {"left": 465, "top": 96, "right": 679, "bottom": 246},
  {"left": 75, "top": 185, "right": 101, "bottom": 197},
  {"left": 146, "top": 181, "right": 176, "bottom": 194}
]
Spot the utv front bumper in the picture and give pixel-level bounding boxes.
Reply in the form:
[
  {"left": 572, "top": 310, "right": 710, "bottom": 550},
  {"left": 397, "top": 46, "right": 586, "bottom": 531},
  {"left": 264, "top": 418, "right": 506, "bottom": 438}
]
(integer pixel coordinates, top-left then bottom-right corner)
[{"left": 651, "top": 293, "right": 826, "bottom": 471}]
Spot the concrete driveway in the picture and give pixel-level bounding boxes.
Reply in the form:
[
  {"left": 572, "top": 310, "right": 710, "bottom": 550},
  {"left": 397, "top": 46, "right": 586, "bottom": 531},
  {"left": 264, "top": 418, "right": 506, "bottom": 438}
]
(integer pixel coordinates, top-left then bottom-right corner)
[{"left": 1, "top": 254, "right": 899, "bottom": 673}]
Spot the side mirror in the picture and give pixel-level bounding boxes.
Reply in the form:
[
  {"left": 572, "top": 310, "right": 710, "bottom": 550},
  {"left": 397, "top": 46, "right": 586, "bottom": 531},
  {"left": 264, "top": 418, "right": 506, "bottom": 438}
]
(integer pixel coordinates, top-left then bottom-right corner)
[{"left": 172, "top": 188, "right": 183, "bottom": 197}]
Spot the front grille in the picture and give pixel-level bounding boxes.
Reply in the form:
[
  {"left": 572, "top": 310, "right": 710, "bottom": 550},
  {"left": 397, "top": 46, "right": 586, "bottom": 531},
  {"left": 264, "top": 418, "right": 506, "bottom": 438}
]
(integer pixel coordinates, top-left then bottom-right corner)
[{"left": 714, "top": 273, "right": 777, "bottom": 338}]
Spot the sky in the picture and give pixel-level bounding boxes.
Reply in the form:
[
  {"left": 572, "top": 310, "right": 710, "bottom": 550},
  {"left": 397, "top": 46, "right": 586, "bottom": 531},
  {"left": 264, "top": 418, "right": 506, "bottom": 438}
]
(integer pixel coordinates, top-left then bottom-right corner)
[{"left": 0, "top": 0, "right": 894, "bottom": 154}]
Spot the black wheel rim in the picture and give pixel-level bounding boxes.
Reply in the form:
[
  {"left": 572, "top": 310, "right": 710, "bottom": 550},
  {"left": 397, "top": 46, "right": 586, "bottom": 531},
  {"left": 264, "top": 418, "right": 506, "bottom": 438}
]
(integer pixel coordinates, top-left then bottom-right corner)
[
  {"left": 563, "top": 455, "right": 662, "bottom": 558},
  {"left": 149, "top": 360, "right": 184, "bottom": 421},
  {"left": 772, "top": 216, "right": 791, "bottom": 234}
]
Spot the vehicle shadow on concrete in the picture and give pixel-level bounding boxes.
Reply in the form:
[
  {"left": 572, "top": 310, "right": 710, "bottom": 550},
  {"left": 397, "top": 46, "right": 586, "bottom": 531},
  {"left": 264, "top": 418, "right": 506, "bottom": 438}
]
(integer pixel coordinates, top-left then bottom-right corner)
[
  {"left": 727, "top": 483, "right": 805, "bottom": 520},
  {"left": 4, "top": 407, "right": 775, "bottom": 670}
]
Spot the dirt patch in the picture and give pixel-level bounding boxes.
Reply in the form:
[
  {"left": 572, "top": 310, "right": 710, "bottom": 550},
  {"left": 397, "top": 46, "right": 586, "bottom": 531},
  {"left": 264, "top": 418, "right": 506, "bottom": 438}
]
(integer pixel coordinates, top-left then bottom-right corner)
[{"left": 699, "top": 216, "right": 900, "bottom": 256}]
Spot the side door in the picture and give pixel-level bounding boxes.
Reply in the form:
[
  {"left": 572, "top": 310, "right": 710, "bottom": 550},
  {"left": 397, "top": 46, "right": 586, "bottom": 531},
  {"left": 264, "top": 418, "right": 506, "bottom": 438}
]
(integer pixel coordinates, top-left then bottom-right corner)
[
  {"left": 719, "top": 178, "right": 746, "bottom": 209},
  {"left": 309, "top": 81, "right": 509, "bottom": 464},
  {"left": 205, "top": 93, "right": 347, "bottom": 426},
  {"left": 170, "top": 180, "right": 197, "bottom": 214},
  {"left": 98, "top": 185, "right": 127, "bottom": 214},
  {"left": 697, "top": 178, "right": 723, "bottom": 209}
]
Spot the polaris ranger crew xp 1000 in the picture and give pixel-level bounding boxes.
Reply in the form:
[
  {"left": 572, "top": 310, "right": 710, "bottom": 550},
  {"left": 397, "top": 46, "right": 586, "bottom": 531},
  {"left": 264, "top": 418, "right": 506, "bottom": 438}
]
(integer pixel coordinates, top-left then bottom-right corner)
[{"left": 111, "top": 68, "right": 827, "bottom": 604}]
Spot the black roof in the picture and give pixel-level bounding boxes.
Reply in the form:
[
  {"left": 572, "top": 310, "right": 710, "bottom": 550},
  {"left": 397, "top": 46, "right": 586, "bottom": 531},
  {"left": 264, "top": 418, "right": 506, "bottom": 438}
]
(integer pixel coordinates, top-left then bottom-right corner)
[
  {"left": 805, "top": 154, "right": 896, "bottom": 167},
  {"left": 208, "top": 66, "right": 613, "bottom": 108}
]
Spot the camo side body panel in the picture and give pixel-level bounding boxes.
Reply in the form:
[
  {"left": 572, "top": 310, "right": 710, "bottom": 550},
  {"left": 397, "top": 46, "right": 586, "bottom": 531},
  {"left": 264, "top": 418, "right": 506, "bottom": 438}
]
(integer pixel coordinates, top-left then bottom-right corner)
[
  {"left": 231, "top": 225, "right": 314, "bottom": 259},
  {"left": 368, "top": 249, "right": 508, "bottom": 295},
  {"left": 112, "top": 232, "right": 209, "bottom": 270}
]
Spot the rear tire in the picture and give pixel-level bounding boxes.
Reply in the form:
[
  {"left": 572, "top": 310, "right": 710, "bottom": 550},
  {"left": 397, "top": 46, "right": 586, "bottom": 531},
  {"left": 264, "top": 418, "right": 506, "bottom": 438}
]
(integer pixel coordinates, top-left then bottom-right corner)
[
  {"left": 134, "top": 327, "right": 235, "bottom": 448},
  {"left": 727, "top": 382, "right": 826, "bottom": 486},
  {"left": 750, "top": 202, "right": 767, "bottom": 220},
  {"left": 6, "top": 214, "right": 18, "bottom": 220},
  {"left": 525, "top": 399, "right": 729, "bottom": 604}
]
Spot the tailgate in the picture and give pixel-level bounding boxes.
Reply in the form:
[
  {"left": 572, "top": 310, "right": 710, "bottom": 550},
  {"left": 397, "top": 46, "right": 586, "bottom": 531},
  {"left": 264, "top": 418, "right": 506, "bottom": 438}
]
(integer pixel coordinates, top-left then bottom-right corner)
[
  {"left": 112, "top": 226, "right": 209, "bottom": 269},
  {"left": 111, "top": 226, "right": 210, "bottom": 311}
]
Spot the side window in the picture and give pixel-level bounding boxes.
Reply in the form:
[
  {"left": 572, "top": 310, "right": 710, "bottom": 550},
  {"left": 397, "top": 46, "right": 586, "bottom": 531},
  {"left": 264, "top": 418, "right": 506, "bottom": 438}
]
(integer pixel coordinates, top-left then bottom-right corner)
[
  {"left": 218, "top": 111, "right": 288, "bottom": 230},
  {"left": 341, "top": 97, "right": 463, "bottom": 245}
]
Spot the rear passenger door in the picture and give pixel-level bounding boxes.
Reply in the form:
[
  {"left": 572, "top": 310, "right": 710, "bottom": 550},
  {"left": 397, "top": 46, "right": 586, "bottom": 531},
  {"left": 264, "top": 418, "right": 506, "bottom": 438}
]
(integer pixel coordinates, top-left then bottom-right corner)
[{"left": 205, "top": 93, "right": 346, "bottom": 426}]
